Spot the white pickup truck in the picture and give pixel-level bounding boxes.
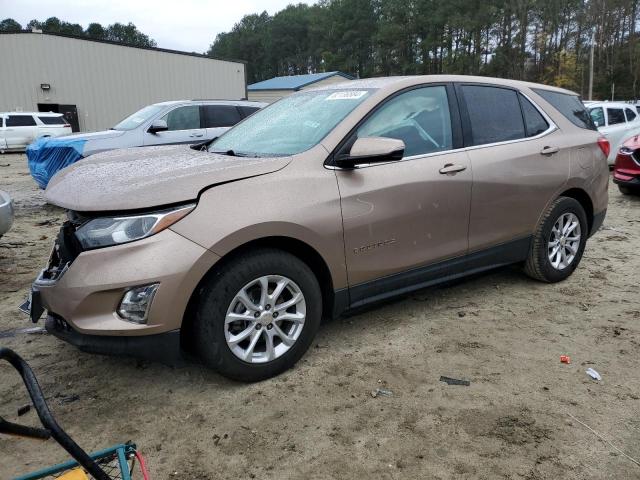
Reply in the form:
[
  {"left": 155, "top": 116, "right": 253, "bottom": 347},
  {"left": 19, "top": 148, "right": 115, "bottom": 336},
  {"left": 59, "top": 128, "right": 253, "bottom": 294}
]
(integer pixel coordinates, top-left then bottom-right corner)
[
  {"left": 0, "top": 112, "right": 72, "bottom": 152},
  {"left": 587, "top": 102, "right": 640, "bottom": 165}
]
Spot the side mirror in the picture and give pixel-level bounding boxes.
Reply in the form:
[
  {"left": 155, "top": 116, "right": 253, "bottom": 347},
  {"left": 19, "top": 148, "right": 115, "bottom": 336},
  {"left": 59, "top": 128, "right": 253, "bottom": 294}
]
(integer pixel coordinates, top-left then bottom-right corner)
[
  {"left": 335, "top": 137, "right": 405, "bottom": 168},
  {"left": 148, "top": 119, "right": 168, "bottom": 134}
]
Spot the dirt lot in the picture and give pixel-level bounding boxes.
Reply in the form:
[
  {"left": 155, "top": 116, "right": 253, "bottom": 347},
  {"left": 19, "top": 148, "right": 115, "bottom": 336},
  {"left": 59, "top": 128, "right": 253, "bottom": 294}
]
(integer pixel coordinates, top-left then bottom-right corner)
[{"left": 1, "top": 152, "right": 639, "bottom": 479}]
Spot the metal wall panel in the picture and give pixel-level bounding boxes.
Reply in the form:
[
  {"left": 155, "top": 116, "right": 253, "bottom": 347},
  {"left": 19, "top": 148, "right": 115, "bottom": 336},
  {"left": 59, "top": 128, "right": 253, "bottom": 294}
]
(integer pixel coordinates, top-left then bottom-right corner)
[{"left": 0, "top": 33, "right": 247, "bottom": 132}]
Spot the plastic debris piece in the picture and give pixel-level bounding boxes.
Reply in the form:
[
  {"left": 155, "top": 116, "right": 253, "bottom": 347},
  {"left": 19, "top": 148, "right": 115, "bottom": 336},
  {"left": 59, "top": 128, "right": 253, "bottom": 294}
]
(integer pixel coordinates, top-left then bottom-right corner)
[
  {"left": 440, "top": 376, "right": 470, "bottom": 386},
  {"left": 17, "top": 404, "right": 31, "bottom": 416},
  {"left": 371, "top": 388, "right": 393, "bottom": 398},
  {"left": 586, "top": 368, "right": 602, "bottom": 381},
  {"left": 560, "top": 355, "right": 571, "bottom": 364}
]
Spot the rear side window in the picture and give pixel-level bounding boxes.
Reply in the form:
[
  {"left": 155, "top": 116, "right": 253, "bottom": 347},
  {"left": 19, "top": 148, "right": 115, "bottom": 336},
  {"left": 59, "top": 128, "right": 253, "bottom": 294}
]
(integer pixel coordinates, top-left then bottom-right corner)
[
  {"left": 519, "top": 95, "right": 549, "bottom": 137},
  {"left": 239, "top": 106, "right": 260, "bottom": 118},
  {"left": 203, "top": 105, "right": 242, "bottom": 128},
  {"left": 589, "top": 107, "right": 605, "bottom": 127},
  {"left": 6, "top": 115, "right": 37, "bottom": 127},
  {"left": 607, "top": 108, "right": 625, "bottom": 125},
  {"left": 532, "top": 89, "right": 596, "bottom": 130},
  {"left": 38, "top": 116, "right": 66, "bottom": 125},
  {"left": 625, "top": 108, "right": 637, "bottom": 122},
  {"left": 461, "top": 85, "right": 525, "bottom": 145}
]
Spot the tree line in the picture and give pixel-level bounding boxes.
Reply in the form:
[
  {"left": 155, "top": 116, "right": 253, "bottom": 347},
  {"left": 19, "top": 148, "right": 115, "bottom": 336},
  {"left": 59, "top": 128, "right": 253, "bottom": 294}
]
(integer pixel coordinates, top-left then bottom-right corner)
[
  {"left": 0, "top": 17, "right": 156, "bottom": 48},
  {"left": 208, "top": 0, "right": 640, "bottom": 101}
]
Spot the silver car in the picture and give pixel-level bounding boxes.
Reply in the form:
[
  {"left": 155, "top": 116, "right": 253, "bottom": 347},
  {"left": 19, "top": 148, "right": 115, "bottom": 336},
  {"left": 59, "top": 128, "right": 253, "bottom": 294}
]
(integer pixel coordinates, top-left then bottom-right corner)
[
  {"left": 27, "top": 99, "right": 266, "bottom": 189},
  {"left": 0, "top": 190, "right": 13, "bottom": 237}
]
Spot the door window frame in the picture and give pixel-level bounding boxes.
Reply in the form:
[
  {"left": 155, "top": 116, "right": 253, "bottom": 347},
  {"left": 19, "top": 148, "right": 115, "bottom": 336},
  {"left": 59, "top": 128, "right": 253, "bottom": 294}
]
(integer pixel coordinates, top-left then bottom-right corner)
[
  {"left": 454, "top": 82, "right": 557, "bottom": 150},
  {"left": 326, "top": 82, "right": 464, "bottom": 169}
]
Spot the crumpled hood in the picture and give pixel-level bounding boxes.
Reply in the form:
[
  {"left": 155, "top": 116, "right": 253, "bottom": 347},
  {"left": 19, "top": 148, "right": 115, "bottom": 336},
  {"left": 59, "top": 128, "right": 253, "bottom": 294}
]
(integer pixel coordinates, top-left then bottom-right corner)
[
  {"left": 60, "top": 129, "right": 126, "bottom": 141},
  {"left": 45, "top": 145, "right": 292, "bottom": 212}
]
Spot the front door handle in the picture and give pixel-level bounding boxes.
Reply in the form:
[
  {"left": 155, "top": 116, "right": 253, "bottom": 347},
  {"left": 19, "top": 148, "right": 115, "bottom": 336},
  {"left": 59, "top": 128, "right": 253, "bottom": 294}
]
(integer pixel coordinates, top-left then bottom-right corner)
[
  {"left": 190, "top": 133, "right": 204, "bottom": 138},
  {"left": 540, "top": 146, "right": 559, "bottom": 156},
  {"left": 439, "top": 163, "right": 467, "bottom": 174}
]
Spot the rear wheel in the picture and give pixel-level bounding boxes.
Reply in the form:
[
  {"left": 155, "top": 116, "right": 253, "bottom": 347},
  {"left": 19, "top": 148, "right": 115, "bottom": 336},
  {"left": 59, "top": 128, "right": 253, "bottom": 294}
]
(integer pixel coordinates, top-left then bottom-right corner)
[
  {"left": 524, "top": 197, "right": 588, "bottom": 283},
  {"left": 193, "top": 248, "right": 322, "bottom": 382}
]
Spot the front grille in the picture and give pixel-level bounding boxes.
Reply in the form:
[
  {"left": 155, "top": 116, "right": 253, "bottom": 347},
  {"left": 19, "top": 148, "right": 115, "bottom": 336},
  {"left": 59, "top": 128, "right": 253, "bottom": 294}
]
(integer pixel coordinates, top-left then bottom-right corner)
[{"left": 40, "top": 215, "right": 84, "bottom": 283}]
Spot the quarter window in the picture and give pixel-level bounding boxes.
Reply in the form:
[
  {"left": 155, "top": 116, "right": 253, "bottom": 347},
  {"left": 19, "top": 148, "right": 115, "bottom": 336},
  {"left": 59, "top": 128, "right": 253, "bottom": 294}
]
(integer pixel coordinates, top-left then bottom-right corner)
[
  {"left": 462, "top": 85, "right": 525, "bottom": 145},
  {"left": 357, "top": 86, "right": 453, "bottom": 157},
  {"left": 607, "top": 108, "right": 626, "bottom": 125},
  {"left": 162, "top": 106, "right": 200, "bottom": 131},
  {"left": 38, "top": 116, "right": 66, "bottom": 125},
  {"left": 532, "top": 89, "right": 596, "bottom": 130},
  {"left": 519, "top": 95, "right": 549, "bottom": 137},
  {"left": 6, "top": 115, "right": 37, "bottom": 127},
  {"left": 203, "top": 105, "right": 242, "bottom": 128},
  {"left": 625, "top": 108, "right": 637, "bottom": 122}
]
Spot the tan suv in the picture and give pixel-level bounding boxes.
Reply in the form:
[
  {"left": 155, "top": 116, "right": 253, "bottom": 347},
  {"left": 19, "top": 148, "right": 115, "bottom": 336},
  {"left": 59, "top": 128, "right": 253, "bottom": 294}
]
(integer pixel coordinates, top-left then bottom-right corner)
[{"left": 28, "top": 75, "right": 608, "bottom": 381}]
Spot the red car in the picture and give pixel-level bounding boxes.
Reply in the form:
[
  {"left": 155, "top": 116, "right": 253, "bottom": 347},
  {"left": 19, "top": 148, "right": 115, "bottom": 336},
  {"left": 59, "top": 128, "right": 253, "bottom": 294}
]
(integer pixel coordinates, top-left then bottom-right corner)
[{"left": 613, "top": 134, "right": 640, "bottom": 194}]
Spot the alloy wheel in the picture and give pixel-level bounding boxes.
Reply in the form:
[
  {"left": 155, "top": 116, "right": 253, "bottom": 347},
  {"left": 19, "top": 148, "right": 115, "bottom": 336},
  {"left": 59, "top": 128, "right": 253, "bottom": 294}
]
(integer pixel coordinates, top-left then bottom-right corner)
[
  {"left": 224, "top": 275, "right": 306, "bottom": 363},
  {"left": 547, "top": 212, "right": 581, "bottom": 270}
]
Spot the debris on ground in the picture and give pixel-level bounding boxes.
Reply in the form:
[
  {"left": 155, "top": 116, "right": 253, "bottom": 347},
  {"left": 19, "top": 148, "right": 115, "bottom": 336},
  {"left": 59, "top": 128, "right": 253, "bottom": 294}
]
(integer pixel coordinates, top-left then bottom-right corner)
[
  {"left": 560, "top": 355, "right": 571, "bottom": 364},
  {"left": 17, "top": 404, "right": 31, "bottom": 416},
  {"left": 371, "top": 388, "right": 393, "bottom": 398},
  {"left": 440, "top": 376, "right": 471, "bottom": 386},
  {"left": 56, "top": 393, "right": 80, "bottom": 405},
  {"left": 586, "top": 368, "right": 602, "bottom": 381}
]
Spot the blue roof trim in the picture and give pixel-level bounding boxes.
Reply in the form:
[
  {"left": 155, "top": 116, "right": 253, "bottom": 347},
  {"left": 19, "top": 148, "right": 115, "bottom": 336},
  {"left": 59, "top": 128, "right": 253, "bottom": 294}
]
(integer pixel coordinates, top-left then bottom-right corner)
[{"left": 248, "top": 71, "right": 355, "bottom": 91}]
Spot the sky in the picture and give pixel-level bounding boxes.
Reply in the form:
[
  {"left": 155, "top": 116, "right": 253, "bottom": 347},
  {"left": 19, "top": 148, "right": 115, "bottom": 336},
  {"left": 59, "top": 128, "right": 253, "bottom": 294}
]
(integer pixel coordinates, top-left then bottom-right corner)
[{"left": 0, "top": 0, "right": 314, "bottom": 53}]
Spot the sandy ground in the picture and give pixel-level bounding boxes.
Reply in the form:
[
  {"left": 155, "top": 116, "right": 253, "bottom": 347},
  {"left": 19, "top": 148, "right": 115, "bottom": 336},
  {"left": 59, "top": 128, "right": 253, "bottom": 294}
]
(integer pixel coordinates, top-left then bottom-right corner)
[{"left": 0, "top": 152, "right": 639, "bottom": 479}]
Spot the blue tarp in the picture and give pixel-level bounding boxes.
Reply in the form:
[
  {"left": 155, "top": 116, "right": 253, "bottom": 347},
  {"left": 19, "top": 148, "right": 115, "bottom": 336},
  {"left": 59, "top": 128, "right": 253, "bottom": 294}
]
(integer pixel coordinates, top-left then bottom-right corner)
[{"left": 26, "top": 137, "right": 87, "bottom": 189}]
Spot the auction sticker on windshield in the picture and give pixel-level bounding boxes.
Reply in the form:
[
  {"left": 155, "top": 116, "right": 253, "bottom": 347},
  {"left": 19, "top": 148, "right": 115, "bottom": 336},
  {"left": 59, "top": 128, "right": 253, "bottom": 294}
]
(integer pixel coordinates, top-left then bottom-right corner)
[{"left": 326, "top": 91, "right": 368, "bottom": 100}]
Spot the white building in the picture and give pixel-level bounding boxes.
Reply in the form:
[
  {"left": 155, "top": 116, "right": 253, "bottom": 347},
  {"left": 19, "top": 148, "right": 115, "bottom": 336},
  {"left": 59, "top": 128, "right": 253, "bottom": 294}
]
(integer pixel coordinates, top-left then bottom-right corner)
[{"left": 0, "top": 31, "right": 248, "bottom": 132}]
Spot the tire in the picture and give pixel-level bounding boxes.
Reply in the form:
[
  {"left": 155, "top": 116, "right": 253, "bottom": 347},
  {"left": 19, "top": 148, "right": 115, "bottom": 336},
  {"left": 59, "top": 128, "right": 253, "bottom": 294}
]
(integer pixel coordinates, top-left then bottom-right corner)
[
  {"left": 524, "top": 197, "right": 588, "bottom": 283},
  {"left": 193, "top": 248, "right": 322, "bottom": 382},
  {"left": 618, "top": 185, "right": 634, "bottom": 195}
]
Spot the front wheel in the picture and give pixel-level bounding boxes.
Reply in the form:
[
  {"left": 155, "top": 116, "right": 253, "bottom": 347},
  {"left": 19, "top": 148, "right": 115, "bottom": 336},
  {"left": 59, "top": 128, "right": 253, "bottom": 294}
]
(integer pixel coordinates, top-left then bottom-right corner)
[
  {"left": 193, "top": 248, "right": 322, "bottom": 382},
  {"left": 524, "top": 197, "right": 588, "bottom": 283}
]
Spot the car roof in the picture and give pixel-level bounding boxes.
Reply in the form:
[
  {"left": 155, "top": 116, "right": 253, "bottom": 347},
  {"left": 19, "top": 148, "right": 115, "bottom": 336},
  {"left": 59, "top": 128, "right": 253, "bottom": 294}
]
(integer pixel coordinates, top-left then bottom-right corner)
[
  {"left": 306, "top": 74, "right": 581, "bottom": 96},
  {"left": 586, "top": 101, "right": 635, "bottom": 109},
  {"left": 0, "top": 111, "right": 62, "bottom": 116},
  {"left": 151, "top": 100, "right": 267, "bottom": 107}
]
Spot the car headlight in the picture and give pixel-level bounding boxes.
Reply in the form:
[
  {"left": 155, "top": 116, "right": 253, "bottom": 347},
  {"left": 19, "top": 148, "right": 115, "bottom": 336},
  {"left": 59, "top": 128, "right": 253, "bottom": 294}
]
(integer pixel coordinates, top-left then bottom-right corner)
[{"left": 75, "top": 204, "right": 195, "bottom": 249}]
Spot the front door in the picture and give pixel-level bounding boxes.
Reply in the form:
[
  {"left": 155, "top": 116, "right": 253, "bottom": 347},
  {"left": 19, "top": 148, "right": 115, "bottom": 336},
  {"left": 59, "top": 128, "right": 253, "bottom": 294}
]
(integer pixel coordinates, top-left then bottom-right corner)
[
  {"left": 143, "top": 105, "right": 205, "bottom": 146},
  {"left": 334, "top": 85, "right": 472, "bottom": 305}
]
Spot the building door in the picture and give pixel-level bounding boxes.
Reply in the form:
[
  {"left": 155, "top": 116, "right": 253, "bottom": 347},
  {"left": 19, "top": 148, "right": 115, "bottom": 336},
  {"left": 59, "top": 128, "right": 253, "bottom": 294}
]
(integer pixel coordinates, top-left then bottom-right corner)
[{"left": 37, "top": 104, "right": 80, "bottom": 132}]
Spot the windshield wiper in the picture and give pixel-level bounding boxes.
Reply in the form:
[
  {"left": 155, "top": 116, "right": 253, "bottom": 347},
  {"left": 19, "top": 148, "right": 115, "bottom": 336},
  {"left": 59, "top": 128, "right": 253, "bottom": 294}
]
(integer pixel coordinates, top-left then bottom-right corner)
[{"left": 210, "top": 149, "right": 250, "bottom": 157}]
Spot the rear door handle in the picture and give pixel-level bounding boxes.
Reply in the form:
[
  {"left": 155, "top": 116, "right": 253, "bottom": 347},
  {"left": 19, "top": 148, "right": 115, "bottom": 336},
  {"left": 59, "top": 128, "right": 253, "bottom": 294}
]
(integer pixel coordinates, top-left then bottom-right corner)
[
  {"left": 190, "top": 133, "right": 204, "bottom": 138},
  {"left": 439, "top": 163, "right": 467, "bottom": 174},
  {"left": 540, "top": 146, "right": 559, "bottom": 156}
]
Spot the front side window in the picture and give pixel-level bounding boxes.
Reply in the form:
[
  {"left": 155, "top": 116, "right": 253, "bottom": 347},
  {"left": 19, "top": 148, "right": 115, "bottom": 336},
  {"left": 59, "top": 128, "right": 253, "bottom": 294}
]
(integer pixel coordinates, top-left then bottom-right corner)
[
  {"left": 203, "top": 105, "right": 241, "bottom": 128},
  {"left": 357, "top": 86, "right": 453, "bottom": 157},
  {"left": 113, "top": 105, "right": 165, "bottom": 131},
  {"left": 210, "top": 89, "right": 373, "bottom": 157},
  {"left": 607, "top": 108, "right": 626, "bottom": 125},
  {"left": 626, "top": 108, "right": 637, "bottom": 122},
  {"left": 520, "top": 94, "right": 549, "bottom": 137},
  {"left": 162, "top": 105, "right": 200, "bottom": 131},
  {"left": 462, "top": 85, "right": 525, "bottom": 145},
  {"left": 7, "top": 115, "right": 37, "bottom": 127},
  {"left": 589, "top": 107, "right": 605, "bottom": 127},
  {"left": 533, "top": 89, "right": 596, "bottom": 130},
  {"left": 239, "top": 106, "right": 260, "bottom": 118}
]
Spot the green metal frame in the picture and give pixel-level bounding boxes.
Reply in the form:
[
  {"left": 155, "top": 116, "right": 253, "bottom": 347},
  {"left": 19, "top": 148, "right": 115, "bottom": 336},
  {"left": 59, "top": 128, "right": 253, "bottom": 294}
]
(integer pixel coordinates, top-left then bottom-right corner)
[{"left": 14, "top": 443, "right": 135, "bottom": 480}]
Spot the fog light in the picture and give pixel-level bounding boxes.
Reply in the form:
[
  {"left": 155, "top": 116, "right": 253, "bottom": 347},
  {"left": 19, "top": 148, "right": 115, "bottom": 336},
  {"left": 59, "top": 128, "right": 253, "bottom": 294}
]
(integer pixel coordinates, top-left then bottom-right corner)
[{"left": 117, "top": 284, "right": 159, "bottom": 324}]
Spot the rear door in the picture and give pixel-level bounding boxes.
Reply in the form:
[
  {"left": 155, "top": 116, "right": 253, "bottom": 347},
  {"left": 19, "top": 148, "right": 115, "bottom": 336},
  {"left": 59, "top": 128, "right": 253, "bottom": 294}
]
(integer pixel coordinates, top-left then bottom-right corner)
[
  {"left": 5, "top": 114, "right": 38, "bottom": 148},
  {"left": 201, "top": 104, "right": 243, "bottom": 140},
  {"left": 335, "top": 84, "right": 472, "bottom": 303},
  {"left": 142, "top": 105, "right": 205, "bottom": 146},
  {"left": 458, "top": 84, "right": 569, "bottom": 253}
]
